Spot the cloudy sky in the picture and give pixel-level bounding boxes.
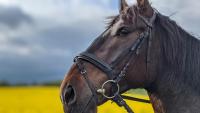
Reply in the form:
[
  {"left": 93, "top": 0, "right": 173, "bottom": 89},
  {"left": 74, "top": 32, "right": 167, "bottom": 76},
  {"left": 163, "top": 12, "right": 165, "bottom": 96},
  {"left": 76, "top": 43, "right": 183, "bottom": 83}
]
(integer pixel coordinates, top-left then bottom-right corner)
[{"left": 0, "top": 0, "right": 200, "bottom": 84}]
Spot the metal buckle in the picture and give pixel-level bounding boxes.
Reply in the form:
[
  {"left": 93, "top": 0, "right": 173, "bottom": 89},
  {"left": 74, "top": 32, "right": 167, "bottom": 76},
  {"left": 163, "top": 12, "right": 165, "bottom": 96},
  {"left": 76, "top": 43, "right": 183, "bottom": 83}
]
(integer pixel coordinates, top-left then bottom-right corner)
[
  {"left": 81, "top": 69, "right": 87, "bottom": 75},
  {"left": 97, "top": 80, "right": 120, "bottom": 99}
]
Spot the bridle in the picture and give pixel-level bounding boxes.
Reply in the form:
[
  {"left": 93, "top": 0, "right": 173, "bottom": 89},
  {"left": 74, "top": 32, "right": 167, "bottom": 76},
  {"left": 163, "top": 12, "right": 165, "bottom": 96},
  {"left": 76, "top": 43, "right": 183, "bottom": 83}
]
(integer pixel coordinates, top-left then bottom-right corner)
[
  {"left": 73, "top": 10, "right": 157, "bottom": 113},
  {"left": 74, "top": 11, "right": 157, "bottom": 113}
]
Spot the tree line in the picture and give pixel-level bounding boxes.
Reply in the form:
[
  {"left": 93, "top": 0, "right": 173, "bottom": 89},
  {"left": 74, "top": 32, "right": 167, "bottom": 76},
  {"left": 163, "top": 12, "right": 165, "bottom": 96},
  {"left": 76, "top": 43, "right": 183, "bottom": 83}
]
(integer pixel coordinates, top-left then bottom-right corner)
[{"left": 0, "top": 80, "right": 62, "bottom": 86}]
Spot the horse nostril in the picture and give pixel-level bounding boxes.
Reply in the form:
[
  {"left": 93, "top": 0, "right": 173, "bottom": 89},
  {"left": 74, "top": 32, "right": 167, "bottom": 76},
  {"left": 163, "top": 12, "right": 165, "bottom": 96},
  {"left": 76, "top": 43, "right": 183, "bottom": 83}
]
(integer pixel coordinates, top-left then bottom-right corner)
[{"left": 64, "top": 85, "right": 76, "bottom": 105}]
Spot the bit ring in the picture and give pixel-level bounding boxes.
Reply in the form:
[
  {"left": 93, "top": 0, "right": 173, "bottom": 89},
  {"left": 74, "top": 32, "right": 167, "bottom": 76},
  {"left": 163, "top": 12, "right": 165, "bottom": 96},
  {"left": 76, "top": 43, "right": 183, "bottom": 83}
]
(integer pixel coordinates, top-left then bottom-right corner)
[{"left": 97, "top": 80, "right": 119, "bottom": 99}]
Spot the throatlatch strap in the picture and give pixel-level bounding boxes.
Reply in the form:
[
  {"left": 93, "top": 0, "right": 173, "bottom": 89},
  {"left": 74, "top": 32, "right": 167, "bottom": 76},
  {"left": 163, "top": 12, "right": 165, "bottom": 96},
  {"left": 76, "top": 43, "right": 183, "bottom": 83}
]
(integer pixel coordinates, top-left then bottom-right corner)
[{"left": 112, "top": 95, "right": 134, "bottom": 113}]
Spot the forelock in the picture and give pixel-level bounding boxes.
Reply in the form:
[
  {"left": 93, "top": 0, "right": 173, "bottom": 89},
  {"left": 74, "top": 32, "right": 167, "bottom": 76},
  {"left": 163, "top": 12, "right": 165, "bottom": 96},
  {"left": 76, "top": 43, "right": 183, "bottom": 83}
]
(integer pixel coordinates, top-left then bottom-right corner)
[
  {"left": 104, "top": 5, "right": 139, "bottom": 36},
  {"left": 121, "top": 5, "right": 138, "bottom": 25}
]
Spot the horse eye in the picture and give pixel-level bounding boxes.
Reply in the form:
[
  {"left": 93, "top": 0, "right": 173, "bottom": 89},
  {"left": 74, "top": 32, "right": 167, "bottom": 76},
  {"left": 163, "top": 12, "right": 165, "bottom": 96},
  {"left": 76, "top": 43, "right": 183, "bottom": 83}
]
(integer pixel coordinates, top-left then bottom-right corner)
[{"left": 116, "top": 27, "right": 130, "bottom": 36}]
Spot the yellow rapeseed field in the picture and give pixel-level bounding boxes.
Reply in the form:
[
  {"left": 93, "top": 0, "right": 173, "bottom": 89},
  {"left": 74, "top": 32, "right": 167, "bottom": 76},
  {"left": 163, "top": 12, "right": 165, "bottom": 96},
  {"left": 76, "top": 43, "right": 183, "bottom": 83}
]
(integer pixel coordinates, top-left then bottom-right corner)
[{"left": 0, "top": 87, "right": 154, "bottom": 113}]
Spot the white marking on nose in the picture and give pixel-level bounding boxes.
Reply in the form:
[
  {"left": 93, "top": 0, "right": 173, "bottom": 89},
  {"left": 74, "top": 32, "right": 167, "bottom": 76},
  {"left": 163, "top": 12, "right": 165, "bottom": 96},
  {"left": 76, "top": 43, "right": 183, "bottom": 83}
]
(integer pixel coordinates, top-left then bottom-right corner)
[
  {"left": 102, "top": 29, "right": 111, "bottom": 37},
  {"left": 111, "top": 17, "right": 124, "bottom": 36}
]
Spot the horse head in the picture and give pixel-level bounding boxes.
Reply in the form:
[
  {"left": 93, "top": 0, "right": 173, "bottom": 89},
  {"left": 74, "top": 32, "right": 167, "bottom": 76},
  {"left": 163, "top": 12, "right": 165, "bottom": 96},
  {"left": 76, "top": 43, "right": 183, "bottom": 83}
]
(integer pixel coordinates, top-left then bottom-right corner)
[{"left": 60, "top": 0, "right": 158, "bottom": 113}]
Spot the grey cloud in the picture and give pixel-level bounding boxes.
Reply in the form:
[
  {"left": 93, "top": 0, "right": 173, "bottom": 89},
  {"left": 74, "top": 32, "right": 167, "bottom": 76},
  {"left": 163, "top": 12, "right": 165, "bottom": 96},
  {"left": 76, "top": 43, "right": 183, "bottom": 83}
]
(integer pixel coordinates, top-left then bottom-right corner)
[
  {"left": 0, "top": 19, "right": 104, "bottom": 84},
  {"left": 0, "top": 6, "right": 33, "bottom": 29},
  {"left": 9, "top": 38, "right": 29, "bottom": 46},
  {"left": 0, "top": 1, "right": 110, "bottom": 84},
  {"left": 35, "top": 21, "right": 103, "bottom": 50},
  {"left": 0, "top": 52, "right": 70, "bottom": 83}
]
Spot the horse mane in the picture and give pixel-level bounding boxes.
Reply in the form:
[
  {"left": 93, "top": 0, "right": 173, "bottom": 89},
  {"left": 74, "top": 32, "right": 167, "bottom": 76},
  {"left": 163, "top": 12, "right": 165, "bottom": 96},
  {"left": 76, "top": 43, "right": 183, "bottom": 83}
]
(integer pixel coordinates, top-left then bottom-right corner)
[
  {"left": 96, "top": 6, "right": 200, "bottom": 92},
  {"left": 155, "top": 13, "right": 200, "bottom": 92}
]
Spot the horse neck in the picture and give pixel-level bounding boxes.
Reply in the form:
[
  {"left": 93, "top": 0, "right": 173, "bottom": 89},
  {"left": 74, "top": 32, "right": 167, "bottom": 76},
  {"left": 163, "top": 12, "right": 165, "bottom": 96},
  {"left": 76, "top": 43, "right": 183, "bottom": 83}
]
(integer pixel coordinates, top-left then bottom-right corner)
[
  {"left": 146, "top": 16, "right": 200, "bottom": 113},
  {"left": 147, "top": 72, "right": 200, "bottom": 113}
]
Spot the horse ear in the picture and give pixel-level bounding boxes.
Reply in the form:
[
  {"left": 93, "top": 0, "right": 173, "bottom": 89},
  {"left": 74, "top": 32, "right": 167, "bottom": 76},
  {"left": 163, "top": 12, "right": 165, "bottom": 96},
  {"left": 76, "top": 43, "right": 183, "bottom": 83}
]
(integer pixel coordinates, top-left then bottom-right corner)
[
  {"left": 136, "top": 0, "right": 153, "bottom": 17},
  {"left": 119, "top": 0, "right": 128, "bottom": 13},
  {"left": 137, "top": 0, "right": 150, "bottom": 8}
]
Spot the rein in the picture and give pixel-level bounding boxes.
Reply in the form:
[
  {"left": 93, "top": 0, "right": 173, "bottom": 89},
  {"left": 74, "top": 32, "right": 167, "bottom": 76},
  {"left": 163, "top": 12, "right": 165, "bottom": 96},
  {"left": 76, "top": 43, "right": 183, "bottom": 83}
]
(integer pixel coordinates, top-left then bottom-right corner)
[{"left": 74, "top": 10, "right": 157, "bottom": 113}]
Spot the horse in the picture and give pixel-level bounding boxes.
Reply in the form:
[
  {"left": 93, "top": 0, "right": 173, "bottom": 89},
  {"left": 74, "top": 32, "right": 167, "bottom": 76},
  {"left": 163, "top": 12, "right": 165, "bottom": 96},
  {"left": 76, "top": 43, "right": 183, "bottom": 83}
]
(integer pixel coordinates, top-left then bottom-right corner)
[{"left": 60, "top": 0, "right": 200, "bottom": 113}]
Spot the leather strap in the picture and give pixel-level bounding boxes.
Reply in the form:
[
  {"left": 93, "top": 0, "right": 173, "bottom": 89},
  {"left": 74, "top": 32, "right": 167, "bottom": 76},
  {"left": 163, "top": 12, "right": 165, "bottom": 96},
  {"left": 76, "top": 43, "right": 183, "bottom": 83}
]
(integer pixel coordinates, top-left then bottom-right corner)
[{"left": 75, "top": 52, "right": 113, "bottom": 79}]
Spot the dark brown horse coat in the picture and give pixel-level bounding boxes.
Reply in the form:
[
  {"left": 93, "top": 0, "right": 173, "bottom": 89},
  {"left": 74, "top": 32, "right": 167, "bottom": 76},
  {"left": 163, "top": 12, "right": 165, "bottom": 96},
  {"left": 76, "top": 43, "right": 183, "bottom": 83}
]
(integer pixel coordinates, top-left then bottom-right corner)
[{"left": 60, "top": 0, "right": 200, "bottom": 113}]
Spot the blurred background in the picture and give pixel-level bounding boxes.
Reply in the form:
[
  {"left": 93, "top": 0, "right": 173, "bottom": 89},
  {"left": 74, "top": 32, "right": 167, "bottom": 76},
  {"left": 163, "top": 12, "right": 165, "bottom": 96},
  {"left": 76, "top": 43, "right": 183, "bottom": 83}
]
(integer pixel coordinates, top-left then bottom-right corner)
[{"left": 0, "top": 0, "right": 199, "bottom": 113}]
